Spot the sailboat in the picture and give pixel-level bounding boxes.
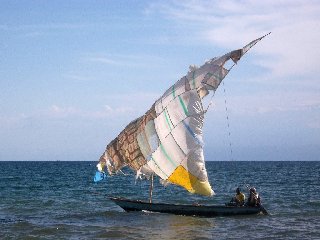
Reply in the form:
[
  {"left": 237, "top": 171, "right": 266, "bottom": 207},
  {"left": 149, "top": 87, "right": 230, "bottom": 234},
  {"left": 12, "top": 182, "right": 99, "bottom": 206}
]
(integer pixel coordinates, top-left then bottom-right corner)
[{"left": 95, "top": 33, "right": 270, "bottom": 217}]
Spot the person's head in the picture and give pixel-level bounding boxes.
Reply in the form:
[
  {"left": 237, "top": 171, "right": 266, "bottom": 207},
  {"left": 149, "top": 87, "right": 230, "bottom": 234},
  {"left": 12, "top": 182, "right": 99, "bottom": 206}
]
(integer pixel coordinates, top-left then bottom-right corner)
[
  {"left": 236, "top": 187, "right": 240, "bottom": 194},
  {"left": 250, "top": 187, "right": 256, "bottom": 193}
]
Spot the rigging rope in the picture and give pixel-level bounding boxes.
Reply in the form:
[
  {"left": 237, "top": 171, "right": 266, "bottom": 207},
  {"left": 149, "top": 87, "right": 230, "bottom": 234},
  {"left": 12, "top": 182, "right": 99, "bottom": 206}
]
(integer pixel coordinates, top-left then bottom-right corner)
[
  {"left": 222, "top": 81, "right": 234, "bottom": 162},
  {"left": 205, "top": 90, "right": 215, "bottom": 113}
]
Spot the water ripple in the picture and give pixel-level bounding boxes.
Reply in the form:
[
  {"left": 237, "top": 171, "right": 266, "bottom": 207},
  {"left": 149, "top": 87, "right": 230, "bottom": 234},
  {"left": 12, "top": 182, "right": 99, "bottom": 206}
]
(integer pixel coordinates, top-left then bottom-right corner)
[{"left": 0, "top": 161, "right": 319, "bottom": 239}]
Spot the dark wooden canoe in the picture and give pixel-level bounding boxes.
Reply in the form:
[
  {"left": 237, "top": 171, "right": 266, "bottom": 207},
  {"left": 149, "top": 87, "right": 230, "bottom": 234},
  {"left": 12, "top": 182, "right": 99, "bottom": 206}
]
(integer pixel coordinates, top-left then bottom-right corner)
[{"left": 110, "top": 197, "right": 266, "bottom": 217}]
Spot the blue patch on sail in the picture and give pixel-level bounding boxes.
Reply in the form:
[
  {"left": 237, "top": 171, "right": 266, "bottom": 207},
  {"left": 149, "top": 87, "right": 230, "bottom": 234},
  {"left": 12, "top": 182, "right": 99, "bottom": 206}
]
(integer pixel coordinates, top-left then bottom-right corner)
[
  {"left": 94, "top": 171, "right": 106, "bottom": 183},
  {"left": 182, "top": 120, "right": 203, "bottom": 146}
]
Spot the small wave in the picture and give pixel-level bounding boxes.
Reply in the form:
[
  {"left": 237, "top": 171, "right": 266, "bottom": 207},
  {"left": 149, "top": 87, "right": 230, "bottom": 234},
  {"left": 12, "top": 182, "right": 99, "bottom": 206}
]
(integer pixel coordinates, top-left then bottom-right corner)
[
  {"left": 308, "top": 200, "right": 320, "bottom": 207},
  {"left": 0, "top": 218, "right": 24, "bottom": 224}
]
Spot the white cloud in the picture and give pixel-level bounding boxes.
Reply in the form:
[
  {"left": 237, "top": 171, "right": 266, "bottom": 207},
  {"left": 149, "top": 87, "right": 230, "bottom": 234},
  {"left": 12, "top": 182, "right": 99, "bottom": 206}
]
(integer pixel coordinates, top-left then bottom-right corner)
[
  {"left": 49, "top": 105, "right": 79, "bottom": 118},
  {"left": 145, "top": 0, "right": 320, "bottom": 133},
  {"left": 82, "top": 53, "right": 167, "bottom": 69},
  {"left": 46, "top": 91, "right": 160, "bottom": 120},
  {"left": 0, "top": 114, "right": 27, "bottom": 127},
  {"left": 0, "top": 91, "right": 159, "bottom": 129},
  {"left": 46, "top": 104, "right": 135, "bottom": 119},
  {"left": 147, "top": 0, "right": 320, "bottom": 79},
  {"left": 210, "top": 90, "right": 320, "bottom": 117}
]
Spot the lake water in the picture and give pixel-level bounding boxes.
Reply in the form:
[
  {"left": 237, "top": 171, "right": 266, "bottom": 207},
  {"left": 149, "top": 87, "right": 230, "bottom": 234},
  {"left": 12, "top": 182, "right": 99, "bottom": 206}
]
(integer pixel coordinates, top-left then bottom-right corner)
[{"left": 0, "top": 161, "right": 319, "bottom": 239}]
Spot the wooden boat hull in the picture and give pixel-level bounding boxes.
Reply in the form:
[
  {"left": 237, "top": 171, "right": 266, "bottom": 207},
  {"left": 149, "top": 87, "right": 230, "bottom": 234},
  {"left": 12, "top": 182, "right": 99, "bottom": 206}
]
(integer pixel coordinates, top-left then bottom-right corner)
[{"left": 110, "top": 197, "right": 264, "bottom": 217}]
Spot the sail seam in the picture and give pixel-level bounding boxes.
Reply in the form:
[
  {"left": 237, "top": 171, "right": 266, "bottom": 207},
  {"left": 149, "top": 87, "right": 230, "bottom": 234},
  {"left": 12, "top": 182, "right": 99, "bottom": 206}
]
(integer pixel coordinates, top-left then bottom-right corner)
[
  {"left": 160, "top": 90, "right": 204, "bottom": 141},
  {"left": 192, "top": 70, "right": 196, "bottom": 89},
  {"left": 178, "top": 95, "right": 189, "bottom": 116},
  {"left": 160, "top": 143, "right": 177, "bottom": 168},
  {"left": 169, "top": 133, "right": 187, "bottom": 164},
  {"left": 156, "top": 89, "right": 197, "bottom": 116},
  {"left": 172, "top": 85, "right": 176, "bottom": 98},
  {"left": 150, "top": 156, "right": 169, "bottom": 179},
  {"left": 164, "top": 109, "right": 173, "bottom": 130}
]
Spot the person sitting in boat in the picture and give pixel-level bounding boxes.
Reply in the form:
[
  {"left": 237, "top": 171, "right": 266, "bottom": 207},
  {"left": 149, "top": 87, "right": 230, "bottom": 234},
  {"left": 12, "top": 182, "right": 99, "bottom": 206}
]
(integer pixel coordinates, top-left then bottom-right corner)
[
  {"left": 234, "top": 187, "right": 245, "bottom": 206},
  {"left": 235, "top": 187, "right": 246, "bottom": 206},
  {"left": 228, "top": 187, "right": 245, "bottom": 206},
  {"left": 247, "top": 187, "right": 261, "bottom": 207}
]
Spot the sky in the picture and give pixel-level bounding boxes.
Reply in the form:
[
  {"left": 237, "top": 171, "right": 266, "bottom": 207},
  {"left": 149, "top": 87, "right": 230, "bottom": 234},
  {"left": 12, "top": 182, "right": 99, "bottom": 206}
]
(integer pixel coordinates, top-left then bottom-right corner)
[{"left": 0, "top": 0, "right": 319, "bottom": 161}]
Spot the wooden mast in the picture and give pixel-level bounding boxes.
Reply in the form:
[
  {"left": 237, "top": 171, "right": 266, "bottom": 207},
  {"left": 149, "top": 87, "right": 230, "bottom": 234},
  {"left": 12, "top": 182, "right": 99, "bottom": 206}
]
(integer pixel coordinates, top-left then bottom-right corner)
[{"left": 149, "top": 174, "right": 154, "bottom": 203}]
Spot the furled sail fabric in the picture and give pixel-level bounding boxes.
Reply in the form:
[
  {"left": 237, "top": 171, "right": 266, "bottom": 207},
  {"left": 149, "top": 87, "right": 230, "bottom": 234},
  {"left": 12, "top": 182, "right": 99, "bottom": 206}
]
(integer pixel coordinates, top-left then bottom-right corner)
[{"left": 97, "top": 35, "right": 268, "bottom": 196}]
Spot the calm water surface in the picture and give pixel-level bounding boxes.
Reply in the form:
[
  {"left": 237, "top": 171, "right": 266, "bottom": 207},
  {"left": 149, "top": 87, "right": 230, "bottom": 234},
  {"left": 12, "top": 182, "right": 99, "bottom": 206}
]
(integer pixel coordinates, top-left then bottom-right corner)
[{"left": 0, "top": 161, "right": 319, "bottom": 239}]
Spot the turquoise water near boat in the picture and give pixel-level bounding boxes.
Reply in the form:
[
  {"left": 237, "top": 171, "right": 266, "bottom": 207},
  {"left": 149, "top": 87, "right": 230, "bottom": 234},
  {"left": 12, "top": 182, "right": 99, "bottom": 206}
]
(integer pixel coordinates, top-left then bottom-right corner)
[{"left": 0, "top": 161, "right": 319, "bottom": 239}]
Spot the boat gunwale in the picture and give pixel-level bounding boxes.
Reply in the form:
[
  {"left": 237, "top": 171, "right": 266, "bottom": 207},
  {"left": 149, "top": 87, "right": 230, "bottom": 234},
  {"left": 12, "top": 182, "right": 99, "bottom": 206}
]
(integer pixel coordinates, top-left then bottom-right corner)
[{"left": 109, "top": 196, "right": 263, "bottom": 211}]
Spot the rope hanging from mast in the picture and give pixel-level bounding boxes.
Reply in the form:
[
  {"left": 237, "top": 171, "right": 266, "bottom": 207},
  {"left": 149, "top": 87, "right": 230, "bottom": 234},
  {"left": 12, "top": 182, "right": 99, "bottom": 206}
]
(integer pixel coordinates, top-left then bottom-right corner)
[{"left": 222, "top": 81, "right": 234, "bottom": 162}]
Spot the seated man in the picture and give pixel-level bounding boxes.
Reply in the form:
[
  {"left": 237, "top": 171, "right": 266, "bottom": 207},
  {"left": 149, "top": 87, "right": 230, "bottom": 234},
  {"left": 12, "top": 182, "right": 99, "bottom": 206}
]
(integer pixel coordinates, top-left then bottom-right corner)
[
  {"left": 234, "top": 187, "right": 245, "bottom": 206},
  {"left": 247, "top": 187, "right": 261, "bottom": 207},
  {"left": 228, "top": 187, "right": 245, "bottom": 206}
]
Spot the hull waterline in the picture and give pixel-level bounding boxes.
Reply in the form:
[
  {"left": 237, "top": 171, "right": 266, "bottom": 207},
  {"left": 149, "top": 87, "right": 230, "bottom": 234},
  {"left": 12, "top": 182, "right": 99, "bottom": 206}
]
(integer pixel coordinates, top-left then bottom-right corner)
[{"left": 110, "top": 197, "right": 265, "bottom": 217}]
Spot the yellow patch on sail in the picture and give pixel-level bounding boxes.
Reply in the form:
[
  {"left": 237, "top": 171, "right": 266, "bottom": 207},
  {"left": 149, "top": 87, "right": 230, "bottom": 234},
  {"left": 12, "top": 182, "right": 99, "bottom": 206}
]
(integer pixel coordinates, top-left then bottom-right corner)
[{"left": 168, "top": 165, "right": 213, "bottom": 196}]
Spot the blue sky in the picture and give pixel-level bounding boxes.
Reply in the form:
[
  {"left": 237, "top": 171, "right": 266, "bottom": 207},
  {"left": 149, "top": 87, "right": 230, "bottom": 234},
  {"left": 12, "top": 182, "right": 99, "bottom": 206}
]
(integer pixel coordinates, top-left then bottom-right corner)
[{"left": 1, "top": 0, "right": 319, "bottom": 161}]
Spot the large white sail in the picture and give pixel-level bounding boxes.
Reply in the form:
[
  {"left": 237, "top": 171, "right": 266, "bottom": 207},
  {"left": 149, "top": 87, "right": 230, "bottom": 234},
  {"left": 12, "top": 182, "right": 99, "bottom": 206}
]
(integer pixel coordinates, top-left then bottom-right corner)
[{"left": 97, "top": 34, "right": 269, "bottom": 196}]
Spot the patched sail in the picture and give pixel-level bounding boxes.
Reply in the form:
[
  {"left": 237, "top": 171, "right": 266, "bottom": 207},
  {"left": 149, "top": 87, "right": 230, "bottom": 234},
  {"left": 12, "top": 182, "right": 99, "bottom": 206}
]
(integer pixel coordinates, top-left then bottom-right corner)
[{"left": 97, "top": 34, "right": 269, "bottom": 196}]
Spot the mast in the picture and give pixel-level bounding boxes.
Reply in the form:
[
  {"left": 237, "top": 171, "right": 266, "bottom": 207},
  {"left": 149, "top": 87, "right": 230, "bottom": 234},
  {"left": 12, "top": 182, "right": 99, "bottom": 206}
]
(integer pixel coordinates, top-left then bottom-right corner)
[{"left": 149, "top": 174, "right": 154, "bottom": 203}]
